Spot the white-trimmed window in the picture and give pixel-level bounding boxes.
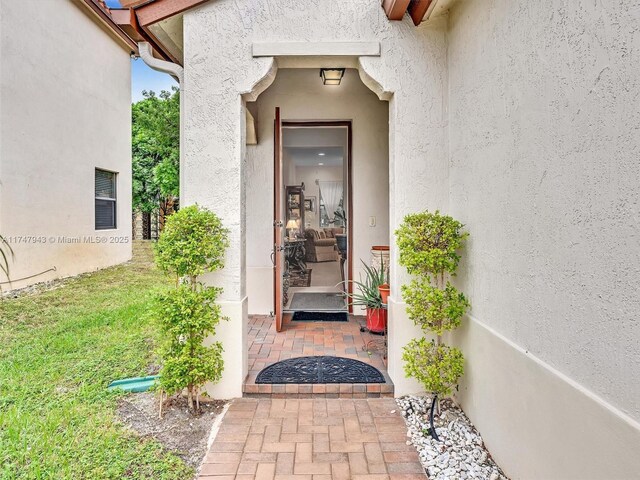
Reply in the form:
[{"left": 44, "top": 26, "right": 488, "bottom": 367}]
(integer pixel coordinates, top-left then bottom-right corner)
[{"left": 95, "top": 169, "right": 117, "bottom": 230}]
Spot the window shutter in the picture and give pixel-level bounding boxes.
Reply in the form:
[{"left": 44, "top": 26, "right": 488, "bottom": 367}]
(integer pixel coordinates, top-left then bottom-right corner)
[
  {"left": 95, "top": 169, "right": 117, "bottom": 229},
  {"left": 95, "top": 170, "right": 115, "bottom": 199}
]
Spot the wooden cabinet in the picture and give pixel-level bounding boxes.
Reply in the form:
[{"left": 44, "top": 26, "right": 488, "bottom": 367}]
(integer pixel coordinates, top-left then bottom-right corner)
[{"left": 285, "top": 185, "right": 305, "bottom": 238}]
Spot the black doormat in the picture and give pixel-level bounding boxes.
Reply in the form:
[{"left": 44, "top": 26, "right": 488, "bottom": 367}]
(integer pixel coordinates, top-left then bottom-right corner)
[
  {"left": 292, "top": 311, "right": 348, "bottom": 322},
  {"left": 255, "top": 356, "right": 385, "bottom": 384}
]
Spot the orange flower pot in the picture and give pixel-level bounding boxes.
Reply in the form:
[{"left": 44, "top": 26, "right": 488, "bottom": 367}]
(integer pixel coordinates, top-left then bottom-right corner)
[{"left": 378, "top": 284, "right": 390, "bottom": 305}]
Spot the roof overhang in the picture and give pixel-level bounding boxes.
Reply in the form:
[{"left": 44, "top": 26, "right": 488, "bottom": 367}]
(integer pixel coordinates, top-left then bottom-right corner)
[
  {"left": 76, "top": 0, "right": 209, "bottom": 66},
  {"left": 119, "top": 0, "right": 209, "bottom": 66},
  {"left": 382, "top": 0, "right": 457, "bottom": 25}
]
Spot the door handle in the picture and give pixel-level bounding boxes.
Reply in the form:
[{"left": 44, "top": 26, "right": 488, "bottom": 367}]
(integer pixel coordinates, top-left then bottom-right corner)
[{"left": 270, "top": 244, "right": 285, "bottom": 266}]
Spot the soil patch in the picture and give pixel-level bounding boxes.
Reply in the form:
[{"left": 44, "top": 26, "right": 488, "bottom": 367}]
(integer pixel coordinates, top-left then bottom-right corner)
[{"left": 118, "top": 392, "right": 226, "bottom": 472}]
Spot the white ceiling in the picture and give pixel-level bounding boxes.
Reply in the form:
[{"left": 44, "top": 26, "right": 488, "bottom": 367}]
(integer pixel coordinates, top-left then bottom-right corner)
[{"left": 286, "top": 146, "right": 343, "bottom": 167}]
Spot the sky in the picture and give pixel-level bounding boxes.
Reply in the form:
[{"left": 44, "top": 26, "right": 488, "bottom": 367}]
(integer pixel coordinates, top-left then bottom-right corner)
[
  {"left": 104, "top": 0, "right": 177, "bottom": 103},
  {"left": 131, "top": 59, "right": 177, "bottom": 103}
]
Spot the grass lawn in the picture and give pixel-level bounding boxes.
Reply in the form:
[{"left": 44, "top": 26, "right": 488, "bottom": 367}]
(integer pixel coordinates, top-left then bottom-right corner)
[{"left": 0, "top": 242, "right": 193, "bottom": 479}]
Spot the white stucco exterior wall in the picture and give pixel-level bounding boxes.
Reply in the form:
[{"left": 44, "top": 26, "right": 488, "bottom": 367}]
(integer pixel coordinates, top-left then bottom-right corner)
[
  {"left": 182, "top": 1, "right": 639, "bottom": 477},
  {"left": 183, "top": 0, "right": 449, "bottom": 398},
  {"left": 245, "top": 68, "right": 389, "bottom": 315},
  {"left": 446, "top": 0, "right": 640, "bottom": 477},
  {"left": 0, "top": 0, "right": 132, "bottom": 289}
]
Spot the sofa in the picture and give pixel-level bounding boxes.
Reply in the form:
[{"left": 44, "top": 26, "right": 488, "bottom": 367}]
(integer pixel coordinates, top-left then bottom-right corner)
[{"left": 304, "top": 228, "right": 340, "bottom": 262}]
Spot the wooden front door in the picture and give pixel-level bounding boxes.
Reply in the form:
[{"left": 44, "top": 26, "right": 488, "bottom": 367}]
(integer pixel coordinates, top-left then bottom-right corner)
[{"left": 273, "top": 107, "right": 285, "bottom": 332}]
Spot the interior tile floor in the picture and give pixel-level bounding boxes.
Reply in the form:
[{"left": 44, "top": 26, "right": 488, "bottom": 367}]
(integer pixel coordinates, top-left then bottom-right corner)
[
  {"left": 285, "top": 260, "right": 344, "bottom": 310},
  {"left": 244, "top": 315, "right": 392, "bottom": 398},
  {"left": 198, "top": 397, "right": 426, "bottom": 480}
]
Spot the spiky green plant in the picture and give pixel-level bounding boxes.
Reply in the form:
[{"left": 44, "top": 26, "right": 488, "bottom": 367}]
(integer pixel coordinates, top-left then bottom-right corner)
[
  {"left": 344, "top": 260, "right": 385, "bottom": 309},
  {"left": 0, "top": 234, "right": 14, "bottom": 282}
]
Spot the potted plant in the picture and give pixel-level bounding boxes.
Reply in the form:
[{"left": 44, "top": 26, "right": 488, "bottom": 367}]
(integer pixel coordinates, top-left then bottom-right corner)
[
  {"left": 396, "top": 210, "right": 470, "bottom": 439},
  {"left": 345, "top": 260, "right": 387, "bottom": 334},
  {"left": 377, "top": 256, "right": 390, "bottom": 305}
]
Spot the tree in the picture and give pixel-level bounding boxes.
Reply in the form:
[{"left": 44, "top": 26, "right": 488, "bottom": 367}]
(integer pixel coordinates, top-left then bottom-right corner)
[
  {"left": 132, "top": 88, "right": 180, "bottom": 214},
  {"left": 396, "top": 211, "right": 470, "bottom": 398},
  {"left": 152, "top": 205, "right": 229, "bottom": 412}
]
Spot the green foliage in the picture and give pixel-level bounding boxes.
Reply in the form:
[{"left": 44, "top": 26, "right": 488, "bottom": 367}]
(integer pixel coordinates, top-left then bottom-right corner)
[
  {"left": 154, "top": 205, "right": 229, "bottom": 280},
  {"left": 132, "top": 88, "right": 180, "bottom": 213},
  {"left": 345, "top": 260, "right": 385, "bottom": 309},
  {"left": 152, "top": 205, "right": 229, "bottom": 411},
  {"left": 396, "top": 210, "right": 470, "bottom": 398},
  {"left": 153, "top": 285, "right": 225, "bottom": 398},
  {"left": 396, "top": 210, "right": 468, "bottom": 278},
  {"left": 0, "top": 234, "right": 14, "bottom": 281},
  {"left": 402, "top": 338, "right": 464, "bottom": 396},
  {"left": 402, "top": 279, "right": 470, "bottom": 336}
]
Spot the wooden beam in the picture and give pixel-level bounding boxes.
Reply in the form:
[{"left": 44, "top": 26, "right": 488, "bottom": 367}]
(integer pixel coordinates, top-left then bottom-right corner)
[
  {"left": 408, "top": 0, "right": 435, "bottom": 26},
  {"left": 382, "top": 0, "right": 410, "bottom": 21},
  {"left": 135, "top": 0, "right": 211, "bottom": 27},
  {"left": 119, "top": 0, "right": 147, "bottom": 7},
  {"left": 79, "top": 0, "right": 138, "bottom": 52}
]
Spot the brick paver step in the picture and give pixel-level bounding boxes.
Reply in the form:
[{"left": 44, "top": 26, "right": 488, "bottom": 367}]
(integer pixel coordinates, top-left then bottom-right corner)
[{"left": 198, "top": 398, "right": 426, "bottom": 480}]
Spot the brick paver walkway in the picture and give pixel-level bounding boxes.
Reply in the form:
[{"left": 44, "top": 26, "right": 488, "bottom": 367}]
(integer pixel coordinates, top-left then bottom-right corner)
[
  {"left": 244, "top": 315, "right": 393, "bottom": 397},
  {"left": 198, "top": 398, "right": 426, "bottom": 479}
]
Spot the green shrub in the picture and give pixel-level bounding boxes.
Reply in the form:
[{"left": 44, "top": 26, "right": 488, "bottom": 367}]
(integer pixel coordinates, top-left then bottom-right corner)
[
  {"left": 152, "top": 205, "right": 229, "bottom": 411},
  {"left": 395, "top": 210, "right": 469, "bottom": 398},
  {"left": 153, "top": 285, "right": 225, "bottom": 406},
  {"left": 402, "top": 279, "right": 469, "bottom": 336},
  {"left": 396, "top": 211, "right": 467, "bottom": 279},
  {"left": 155, "top": 205, "right": 229, "bottom": 283},
  {"left": 402, "top": 338, "right": 464, "bottom": 396}
]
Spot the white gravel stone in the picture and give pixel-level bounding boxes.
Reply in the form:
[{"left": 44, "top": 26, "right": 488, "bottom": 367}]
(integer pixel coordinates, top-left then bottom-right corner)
[{"left": 397, "top": 395, "right": 509, "bottom": 480}]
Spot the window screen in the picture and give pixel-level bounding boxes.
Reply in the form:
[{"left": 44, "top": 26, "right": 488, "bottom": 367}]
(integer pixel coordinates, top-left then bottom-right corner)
[{"left": 95, "top": 169, "right": 116, "bottom": 229}]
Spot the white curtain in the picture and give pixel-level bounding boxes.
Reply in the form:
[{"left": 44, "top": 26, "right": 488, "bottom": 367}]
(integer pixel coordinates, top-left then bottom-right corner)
[{"left": 319, "top": 181, "right": 343, "bottom": 223}]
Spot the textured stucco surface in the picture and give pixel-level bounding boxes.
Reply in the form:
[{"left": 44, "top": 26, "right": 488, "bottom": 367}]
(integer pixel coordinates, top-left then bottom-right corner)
[
  {"left": 446, "top": 1, "right": 640, "bottom": 477},
  {"left": 0, "top": 0, "right": 132, "bottom": 289},
  {"left": 183, "top": 0, "right": 449, "bottom": 291},
  {"left": 183, "top": 0, "right": 448, "bottom": 396},
  {"left": 447, "top": 0, "right": 640, "bottom": 424},
  {"left": 183, "top": 2, "right": 640, "bottom": 474}
]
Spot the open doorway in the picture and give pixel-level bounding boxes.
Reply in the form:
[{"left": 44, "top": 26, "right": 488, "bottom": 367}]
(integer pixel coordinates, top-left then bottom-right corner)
[{"left": 281, "top": 122, "right": 352, "bottom": 317}]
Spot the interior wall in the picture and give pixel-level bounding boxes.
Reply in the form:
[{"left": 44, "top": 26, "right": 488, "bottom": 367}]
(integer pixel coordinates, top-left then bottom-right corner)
[
  {"left": 292, "top": 165, "right": 343, "bottom": 230},
  {"left": 446, "top": 0, "right": 640, "bottom": 478},
  {"left": 0, "top": 0, "right": 132, "bottom": 289},
  {"left": 245, "top": 69, "right": 389, "bottom": 314}
]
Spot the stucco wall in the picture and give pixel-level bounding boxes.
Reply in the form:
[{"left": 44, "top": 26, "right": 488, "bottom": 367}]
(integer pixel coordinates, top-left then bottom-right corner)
[
  {"left": 447, "top": 0, "right": 640, "bottom": 477},
  {"left": 183, "top": 0, "right": 448, "bottom": 397},
  {"left": 245, "top": 68, "right": 389, "bottom": 314},
  {"left": 0, "top": 0, "right": 132, "bottom": 289}
]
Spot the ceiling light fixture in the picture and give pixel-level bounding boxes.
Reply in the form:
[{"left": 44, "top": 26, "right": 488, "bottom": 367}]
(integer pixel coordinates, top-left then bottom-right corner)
[
  {"left": 318, "top": 152, "right": 326, "bottom": 156},
  {"left": 318, "top": 162, "right": 324, "bottom": 166},
  {"left": 319, "top": 68, "right": 345, "bottom": 86}
]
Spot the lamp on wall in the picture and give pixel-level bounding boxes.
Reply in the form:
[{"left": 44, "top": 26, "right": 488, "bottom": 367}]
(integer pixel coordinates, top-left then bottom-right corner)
[
  {"left": 286, "top": 219, "right": 299, "bottom": 239},
  {"left": 319, "top": 68, "right": 345, "bottom": 86}
]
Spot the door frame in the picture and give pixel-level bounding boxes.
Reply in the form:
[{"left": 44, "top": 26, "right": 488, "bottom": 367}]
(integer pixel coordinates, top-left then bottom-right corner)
[{"left": 281, "top": 120, "right": 353, "bottom": 314}]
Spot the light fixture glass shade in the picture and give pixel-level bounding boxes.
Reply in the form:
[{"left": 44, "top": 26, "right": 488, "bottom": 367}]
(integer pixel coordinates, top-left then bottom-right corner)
[{"left": 320, "top": 68, "right": 345, "bottom": 86}]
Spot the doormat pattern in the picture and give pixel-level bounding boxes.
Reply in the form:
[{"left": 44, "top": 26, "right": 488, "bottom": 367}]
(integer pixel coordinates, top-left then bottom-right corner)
[
  {"left": 289, "top": 269, "right": 312, "bottom": 287},
  {"left": 292, "top": 311, "right": 348, "bottom": 322},
  {"left": 255, "top": 356, "right": 385, "bottom": 384},
  {"left": 289, "top": 292, "right": 346, "bottom": 311}
]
